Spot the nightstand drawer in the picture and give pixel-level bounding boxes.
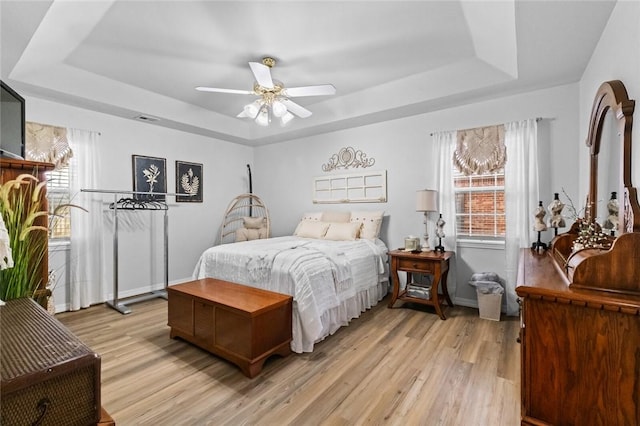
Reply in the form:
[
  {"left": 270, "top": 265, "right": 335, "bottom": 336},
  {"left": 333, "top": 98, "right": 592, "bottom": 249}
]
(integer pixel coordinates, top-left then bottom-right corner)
[{"left": 397, "top": 258, "right": 434, "bottom": 273}]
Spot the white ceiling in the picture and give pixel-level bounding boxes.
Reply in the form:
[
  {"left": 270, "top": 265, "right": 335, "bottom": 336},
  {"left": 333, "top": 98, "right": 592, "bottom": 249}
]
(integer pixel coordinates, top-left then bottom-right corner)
[{"left": 1, "top": 1, "right": 616, "bottom": 146}]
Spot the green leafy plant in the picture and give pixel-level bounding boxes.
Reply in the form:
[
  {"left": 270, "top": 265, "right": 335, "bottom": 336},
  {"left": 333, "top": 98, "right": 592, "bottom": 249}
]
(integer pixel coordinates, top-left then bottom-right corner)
[{"left": 0, "top": 173, "right": 49, "bottom": 300}]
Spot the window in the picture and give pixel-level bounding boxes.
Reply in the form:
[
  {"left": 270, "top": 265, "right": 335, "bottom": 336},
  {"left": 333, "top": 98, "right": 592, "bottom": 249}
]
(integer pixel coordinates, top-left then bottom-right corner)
[
  {"left": 453, "top": 170, "right": 505, "bottom": 239},
  {"left": 46, "top": 165, "right": 71, "bottom": 239}
]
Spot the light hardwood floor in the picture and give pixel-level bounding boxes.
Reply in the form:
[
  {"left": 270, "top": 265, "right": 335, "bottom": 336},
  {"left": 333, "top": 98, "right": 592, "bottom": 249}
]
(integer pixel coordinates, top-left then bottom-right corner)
[{"left": 56, "top": 296, "right": 521, "bottom": 425}]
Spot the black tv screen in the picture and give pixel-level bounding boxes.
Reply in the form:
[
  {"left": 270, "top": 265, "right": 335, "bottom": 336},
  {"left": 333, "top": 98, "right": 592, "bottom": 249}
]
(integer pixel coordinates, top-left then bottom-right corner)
[{"left": 0, "top": 80, "right": 26, "bottom": 159}]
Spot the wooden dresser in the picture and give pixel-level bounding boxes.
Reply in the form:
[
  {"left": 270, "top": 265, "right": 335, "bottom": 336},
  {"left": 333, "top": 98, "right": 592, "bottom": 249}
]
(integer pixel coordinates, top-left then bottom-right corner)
[{"left": 516, "top": 236, "right": 640, "bottom": 425}]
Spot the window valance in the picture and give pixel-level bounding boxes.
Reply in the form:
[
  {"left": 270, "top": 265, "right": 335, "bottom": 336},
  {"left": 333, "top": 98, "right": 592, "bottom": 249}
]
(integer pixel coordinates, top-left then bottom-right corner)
[
  {"left": 26, "top": 122, "right": 73, "bottom": 169},
  {"left": 453, "top": 124, "right": 506, "bottom": 175}
]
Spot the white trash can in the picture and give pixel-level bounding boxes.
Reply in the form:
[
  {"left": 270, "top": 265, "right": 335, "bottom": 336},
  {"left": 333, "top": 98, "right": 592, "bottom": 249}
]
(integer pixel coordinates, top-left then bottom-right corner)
[
  {"left": 469, "top": 273, "right": 505, "bottom": 321},
  {"left": 477, "top": 291, "right": 502, "bottom": 321}
]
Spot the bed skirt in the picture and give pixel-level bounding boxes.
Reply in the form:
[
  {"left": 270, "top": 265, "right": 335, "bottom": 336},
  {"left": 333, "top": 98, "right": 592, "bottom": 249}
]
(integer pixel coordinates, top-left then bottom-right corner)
[{"left": 292, "top": 278, "right": 388, "bottom": 353}]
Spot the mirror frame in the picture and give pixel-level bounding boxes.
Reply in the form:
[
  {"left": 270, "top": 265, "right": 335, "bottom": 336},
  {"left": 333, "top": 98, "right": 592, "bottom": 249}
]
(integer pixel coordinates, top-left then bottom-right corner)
[{"left": 585, "top": 80, "right": 638, "bottom": 233}]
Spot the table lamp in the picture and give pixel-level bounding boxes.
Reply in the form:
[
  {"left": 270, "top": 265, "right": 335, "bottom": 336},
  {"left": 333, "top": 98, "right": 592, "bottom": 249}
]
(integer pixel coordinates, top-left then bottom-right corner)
[{"left": 416, "top": 189, "right": 438, "bottom": 251}]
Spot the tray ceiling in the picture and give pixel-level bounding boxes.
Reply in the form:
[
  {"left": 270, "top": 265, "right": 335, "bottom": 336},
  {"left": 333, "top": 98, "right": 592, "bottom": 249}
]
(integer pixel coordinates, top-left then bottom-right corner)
[{"left": 1, "top": 0, "right": 616, "bottom": 146}]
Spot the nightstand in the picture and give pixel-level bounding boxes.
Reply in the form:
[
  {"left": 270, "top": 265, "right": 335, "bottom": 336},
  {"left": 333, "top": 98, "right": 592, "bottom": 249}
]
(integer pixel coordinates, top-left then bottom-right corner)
[{"left": 388, "top": 250, "right": 454, "bottom": 320}]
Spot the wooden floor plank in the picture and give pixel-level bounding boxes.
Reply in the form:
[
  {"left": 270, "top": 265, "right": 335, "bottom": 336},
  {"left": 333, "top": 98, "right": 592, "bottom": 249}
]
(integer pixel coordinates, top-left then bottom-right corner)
[{"left": 55, "top": 296, "right": 521, "bottom": 425}]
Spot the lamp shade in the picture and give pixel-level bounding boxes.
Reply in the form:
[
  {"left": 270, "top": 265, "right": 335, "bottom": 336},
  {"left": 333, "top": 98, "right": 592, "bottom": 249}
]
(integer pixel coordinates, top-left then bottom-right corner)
[{"left": 416, "top": 189, "right": 438, "bottom": 212}]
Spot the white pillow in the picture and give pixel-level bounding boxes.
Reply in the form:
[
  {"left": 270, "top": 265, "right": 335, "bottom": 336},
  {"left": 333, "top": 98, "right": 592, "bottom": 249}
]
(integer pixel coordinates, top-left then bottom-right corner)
[
  {"left": 323, "top": 222, "right": 361, "bottom": 241},
  {"left": 294, "top": 220, "right": 330, "bottom": 239},
  {"left": 243, "top": 216, "right": 266, "bottom": 229},
  {"left": 321, "top": 211, "right": 351, "bottom": 223},
  {"left": 350, "top": 211, "right": 384, "bottom": 240},
  {"left": 300, "top": 212, "right": 323, "bottom": 221}
]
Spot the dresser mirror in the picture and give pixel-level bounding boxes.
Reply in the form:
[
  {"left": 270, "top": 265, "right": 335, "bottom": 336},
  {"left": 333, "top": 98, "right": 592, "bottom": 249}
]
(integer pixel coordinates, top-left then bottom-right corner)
[
  {"left": 595, "top": 109, "right": 620, "bottom": 232},
  {"left": 549, "top": 80, "right": 640, "bottom": 295},
  {"left": 585, "top": 80, "right": 638, "bottom": 234}
]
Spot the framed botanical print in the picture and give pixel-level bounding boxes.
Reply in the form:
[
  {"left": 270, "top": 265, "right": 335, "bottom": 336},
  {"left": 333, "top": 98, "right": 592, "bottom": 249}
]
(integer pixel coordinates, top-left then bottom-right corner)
[
  {"left": 175, "top": 161, "right": 203, "bottom": 202},
  {"left": 132, "top": 155, "right": 167, "bottom": 201}
]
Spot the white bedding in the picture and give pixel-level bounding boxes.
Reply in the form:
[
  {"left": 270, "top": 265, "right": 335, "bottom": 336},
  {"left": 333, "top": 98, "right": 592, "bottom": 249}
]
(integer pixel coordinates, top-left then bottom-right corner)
[{"left": 192, "top": 236, "right": 389, "bottom": 353}]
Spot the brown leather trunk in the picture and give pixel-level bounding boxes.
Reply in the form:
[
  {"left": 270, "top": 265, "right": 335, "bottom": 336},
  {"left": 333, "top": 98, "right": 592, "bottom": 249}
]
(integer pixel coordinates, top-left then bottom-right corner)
[{"left": 1, "top": 298, "right": 101, "bottom": 426}]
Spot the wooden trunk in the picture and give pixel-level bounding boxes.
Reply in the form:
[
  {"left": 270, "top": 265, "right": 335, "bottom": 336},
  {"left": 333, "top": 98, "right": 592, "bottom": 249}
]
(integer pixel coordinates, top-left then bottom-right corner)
[{"left": 167, "top": 278, "right": 292, "bottom": 378}]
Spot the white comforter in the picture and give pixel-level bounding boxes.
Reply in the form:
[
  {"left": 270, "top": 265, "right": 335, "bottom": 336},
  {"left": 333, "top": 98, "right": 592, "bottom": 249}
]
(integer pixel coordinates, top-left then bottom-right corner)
[{"left": 193, "top": 236, "right": 388, "bottom": 352}]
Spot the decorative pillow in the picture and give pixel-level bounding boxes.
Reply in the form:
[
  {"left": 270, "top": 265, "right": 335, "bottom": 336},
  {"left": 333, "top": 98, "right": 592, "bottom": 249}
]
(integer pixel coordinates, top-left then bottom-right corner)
[
  {"left": 323, "top": 222, "right": 361, "bottom": 241},
  {"left": 350, "top": 211, "right": 384, "bottom": 240},
  {"left": 300, "top": 212, "right": 323, "bottom": 221},
  {"left": 243, "top": 216, "right": 266, "bottom": 229},
  {"left": 236, "top": 227, "right": 268, "bottom": 242},
  {"left": 321, "top": 211, "right": 351, "bottom": 223},
  {"left": 294, "top": 220, "right": 330, "bottom": 239}
]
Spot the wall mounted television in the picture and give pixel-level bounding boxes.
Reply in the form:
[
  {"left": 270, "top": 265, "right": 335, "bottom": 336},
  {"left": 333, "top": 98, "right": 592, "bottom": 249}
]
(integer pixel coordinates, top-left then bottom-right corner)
[{"left": 0, "top": 80, "right": 26, "bottom": 160}]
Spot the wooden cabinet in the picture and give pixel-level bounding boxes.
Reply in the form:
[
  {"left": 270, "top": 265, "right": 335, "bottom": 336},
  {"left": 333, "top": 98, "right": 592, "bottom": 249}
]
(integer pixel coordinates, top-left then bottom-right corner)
[
  {"left": 167, "top": 278, "right": 292, "bottom": 378},
  {"left": 516, "top": 245, "right": 640, "bottom": 425},
  {"left": 0, "top": 158, "right": 54, "bottom": 301}
]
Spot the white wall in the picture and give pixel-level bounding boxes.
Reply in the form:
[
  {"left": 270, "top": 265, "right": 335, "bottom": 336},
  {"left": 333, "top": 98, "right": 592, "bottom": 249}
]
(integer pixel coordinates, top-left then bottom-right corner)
[
  {"left": 254, "top": 83, "right": 580, "bottom": 307},
  {"left": 579, "top": 1, "right": 640, "bottom": 209},
  {"left": 36, "top": 0, "right": 640, "bottom": 313},
  {"left": 26, "top": 97, "right": 253, "bottom": 312}
]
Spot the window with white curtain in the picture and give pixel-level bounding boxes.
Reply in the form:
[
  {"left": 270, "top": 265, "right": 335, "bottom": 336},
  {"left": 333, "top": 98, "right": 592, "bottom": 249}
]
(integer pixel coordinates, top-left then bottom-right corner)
[
  {"left": 46, "top": 165, "right": 72, "bottom": 239},
  {"left": 453, "top": 169, "right": 505, "bottom": 239},
  {"left": 25, "top": 121, "right": 75, "bottom": 240}
]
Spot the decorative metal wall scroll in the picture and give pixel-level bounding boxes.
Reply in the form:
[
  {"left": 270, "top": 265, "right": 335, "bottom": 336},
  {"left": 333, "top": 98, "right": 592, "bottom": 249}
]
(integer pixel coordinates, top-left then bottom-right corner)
[{"left": 322, "top": 147, "right": 375, "bottom": 172}]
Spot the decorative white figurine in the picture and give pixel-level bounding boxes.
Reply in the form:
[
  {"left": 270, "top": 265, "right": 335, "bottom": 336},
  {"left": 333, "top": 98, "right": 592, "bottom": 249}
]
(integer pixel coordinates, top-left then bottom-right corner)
[
  {"left": 533, "top": 201, "right": 548, "bottom": 232},
  {"left": 436, "top": 215, "right": 446, "bottom": 238},
  {"left": 547, "top": 193, "right": 566, "bottom": 228},
  {"left": 602, "top": 192, "right": 619, "bottom": 234},
  {"left": 434, "top": 213, "right": 446, "bottom": 253}
]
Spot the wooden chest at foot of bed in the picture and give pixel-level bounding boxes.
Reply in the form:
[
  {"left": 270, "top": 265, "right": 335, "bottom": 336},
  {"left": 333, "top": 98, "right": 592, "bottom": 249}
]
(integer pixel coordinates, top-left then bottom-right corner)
[
  {"left": 167, "top": 278, "right": 292, "bottom": 378},
  {"left": 1, "top": 298, "right": 101, "bottom": 426}
]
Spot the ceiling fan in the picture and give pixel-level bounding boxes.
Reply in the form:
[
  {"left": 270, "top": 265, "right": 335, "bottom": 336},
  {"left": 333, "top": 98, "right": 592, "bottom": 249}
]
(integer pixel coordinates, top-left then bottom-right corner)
[{"left": 196, "top": 57, "right": 336, "bottom": 126}]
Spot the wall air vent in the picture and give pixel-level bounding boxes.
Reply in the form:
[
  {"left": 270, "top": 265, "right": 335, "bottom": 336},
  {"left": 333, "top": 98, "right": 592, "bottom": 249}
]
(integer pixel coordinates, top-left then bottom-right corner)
[{"left": 133, "top": 114, "right": 160, "bottom": 122}]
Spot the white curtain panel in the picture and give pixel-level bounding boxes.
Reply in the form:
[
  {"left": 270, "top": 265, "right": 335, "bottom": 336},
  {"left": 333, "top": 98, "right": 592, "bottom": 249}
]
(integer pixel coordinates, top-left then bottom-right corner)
[
  {"left": 68, "top": 128, "right": 104, "bottom": 310},
  {"left": 504, "top": 119, "right": 539, "bottom": 316},
  {"left": 428, "top": 130, "right": 458, "bottom": 300}
]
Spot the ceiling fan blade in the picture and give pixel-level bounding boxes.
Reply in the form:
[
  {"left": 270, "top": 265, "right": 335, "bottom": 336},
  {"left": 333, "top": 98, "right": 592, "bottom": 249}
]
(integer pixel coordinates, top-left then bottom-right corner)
[
  {"left": 281, "top": 99, "right": 312, "bottom": 118},
  {"left": 196, "top": 87, "right": 254, "bottom": 95},
  {"left": 248, "top": 62, "right": 274, "bottom": 89},
  {"left": 283, "top": 84, "right": 336, "bottom": 97}
]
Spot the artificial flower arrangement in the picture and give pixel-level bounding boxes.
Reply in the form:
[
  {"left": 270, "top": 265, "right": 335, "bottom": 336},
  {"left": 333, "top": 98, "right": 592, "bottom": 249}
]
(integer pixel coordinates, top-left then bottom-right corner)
[
  {"left": 0, "top": 173, "right": 49, "bottom": 301},
  {"left": 0, "top": 172, "right": 88, "bottom": 307},
  {"left": 561, "top": 188, "right": 612, "bottom": 252}
]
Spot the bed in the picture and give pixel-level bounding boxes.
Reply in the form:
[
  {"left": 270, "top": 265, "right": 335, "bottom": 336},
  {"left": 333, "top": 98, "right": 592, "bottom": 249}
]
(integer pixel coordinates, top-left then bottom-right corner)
[{"left": 193, "top": 211, "right": 389, "bottom": 353}]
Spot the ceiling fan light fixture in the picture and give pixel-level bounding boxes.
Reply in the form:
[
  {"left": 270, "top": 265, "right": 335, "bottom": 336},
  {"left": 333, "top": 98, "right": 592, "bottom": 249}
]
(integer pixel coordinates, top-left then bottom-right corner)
[
  {"left": 197, "top": 57, "right": 335, "bottom": 127},
  {"left": 243, "top": 100, "right": 261, "bottom": 119},
  {"left": 280, "top": 111, "right": 295, "bottom": 126},
  {"left": 255, "top": 105, "right": 270, "bottom": 126},
  {"left": 272, "top": 100, "right": 287, "bottom": 118}
]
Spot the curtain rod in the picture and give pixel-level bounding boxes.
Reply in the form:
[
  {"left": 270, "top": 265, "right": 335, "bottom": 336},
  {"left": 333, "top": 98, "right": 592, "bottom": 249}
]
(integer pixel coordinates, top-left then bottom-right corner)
[{"left": 429, "top": 117, "right": 543, "bottom": 136}]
